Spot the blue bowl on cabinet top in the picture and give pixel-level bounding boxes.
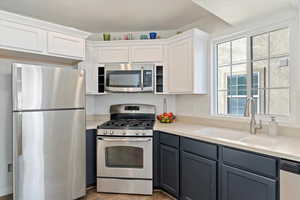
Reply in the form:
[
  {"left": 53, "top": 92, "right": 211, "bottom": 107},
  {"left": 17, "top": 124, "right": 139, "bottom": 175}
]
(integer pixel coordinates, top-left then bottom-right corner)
[{"left": 149, "top": 32, "right": 157, "bottom": 39}]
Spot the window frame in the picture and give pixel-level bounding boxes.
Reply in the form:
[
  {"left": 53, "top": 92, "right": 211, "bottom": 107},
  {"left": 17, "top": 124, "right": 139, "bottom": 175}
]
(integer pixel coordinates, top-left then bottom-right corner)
[{"left": 211, "top": 19, "right": 295, "bottom": 121}]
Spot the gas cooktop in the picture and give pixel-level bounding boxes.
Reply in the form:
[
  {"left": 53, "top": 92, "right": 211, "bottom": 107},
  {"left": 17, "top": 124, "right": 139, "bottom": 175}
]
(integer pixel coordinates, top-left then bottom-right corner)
[{"left": 98, "top": 119, "right": 155, "bottom": 130}]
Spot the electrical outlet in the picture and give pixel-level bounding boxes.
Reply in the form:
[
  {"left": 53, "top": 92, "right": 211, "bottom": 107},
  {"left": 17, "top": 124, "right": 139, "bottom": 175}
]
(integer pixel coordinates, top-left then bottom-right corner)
[
  {"left": 279, "top": 58, "right": 289, "bottom": 68},
  {"left": 8, "top": 163, "right": 13, "bottom": 172}
]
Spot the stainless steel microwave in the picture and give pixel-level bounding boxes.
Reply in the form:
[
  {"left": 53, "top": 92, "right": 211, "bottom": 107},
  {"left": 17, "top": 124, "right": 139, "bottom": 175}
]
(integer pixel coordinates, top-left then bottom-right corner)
[{"left": 104, "top": 64, "right": 154, "bottom": 93}]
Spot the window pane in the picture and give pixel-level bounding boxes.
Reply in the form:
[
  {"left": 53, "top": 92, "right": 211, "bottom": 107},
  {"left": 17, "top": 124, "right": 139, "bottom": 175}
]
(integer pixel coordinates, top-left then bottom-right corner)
[
  {"left": 270, "top": 57, "right": 289, "bottom": 88},
  {"left": 252, "top": 34, "right": 268, "bottom": 60},
  {"left": 270, "top": 28, "right": 289, "bottom": 57},
  {"left": 232, "top": 38, "right": 247, "bottom": 64},
  {"left": 217, "top": 91, "right": 229, "bottom": 115},
  {"left": 217, "top": 42, "right": 231, "bottom": 66},
  {"left": 227, "top": 97, "right": 247, "bottom": 115},
  {"left": 269, "top": 88, "right": 290, "bottom": 115},
  {"left": 218, "top": 66, "right": 231, "bottom": 90},
  {"left": 232, "top": 64, "right": 247, "bottom": 78},
  {"left": 252, "top": 60, "right": 268, "bottom": 89},
  {"left": 255, "top": 89, "right": 267, "bottom": 115}
]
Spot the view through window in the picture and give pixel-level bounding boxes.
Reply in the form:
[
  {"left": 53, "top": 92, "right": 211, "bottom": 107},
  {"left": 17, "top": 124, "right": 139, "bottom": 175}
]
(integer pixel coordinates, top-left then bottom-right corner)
[{"left": 216, "top": 28, "right": 290, "bottom": 116}]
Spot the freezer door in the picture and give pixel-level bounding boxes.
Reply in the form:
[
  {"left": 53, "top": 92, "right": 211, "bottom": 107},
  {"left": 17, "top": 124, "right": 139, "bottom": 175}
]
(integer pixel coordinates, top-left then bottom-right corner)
[
  {"left": 12, "top": 63, "right": 85, "bottom": 111},
  {"left": 13, "top": 110, "right": 86, "bottom": 200}
]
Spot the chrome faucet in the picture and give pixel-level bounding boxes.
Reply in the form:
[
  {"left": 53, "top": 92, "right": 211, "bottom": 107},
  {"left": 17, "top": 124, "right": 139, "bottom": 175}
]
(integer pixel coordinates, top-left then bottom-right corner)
[{"left": 244, "top": 97, "right": 262, "bottom": 134}]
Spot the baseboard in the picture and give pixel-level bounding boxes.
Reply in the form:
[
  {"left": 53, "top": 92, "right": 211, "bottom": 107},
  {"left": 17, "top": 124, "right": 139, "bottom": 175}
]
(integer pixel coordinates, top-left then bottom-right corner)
[
  {"left": 0, "top": 194, "right": 12, "bottom": 200},
  {"left": 0, "top": 186, "right": 12, "bottom": 200},
  {"left": 154, "top": 189, "right": 177, "bottom": 200}
]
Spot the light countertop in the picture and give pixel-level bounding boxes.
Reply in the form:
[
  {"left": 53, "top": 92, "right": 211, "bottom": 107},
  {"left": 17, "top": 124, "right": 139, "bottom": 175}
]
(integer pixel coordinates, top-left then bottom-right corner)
[
  {"left": 86, "top": 117, "right": 300, "bottom": 162},
  {"left": 154, "top": 121, "right": 300, "bottom": 162},
  {"left": 86, "top": 120, "right": 106, "bottom": 130}
]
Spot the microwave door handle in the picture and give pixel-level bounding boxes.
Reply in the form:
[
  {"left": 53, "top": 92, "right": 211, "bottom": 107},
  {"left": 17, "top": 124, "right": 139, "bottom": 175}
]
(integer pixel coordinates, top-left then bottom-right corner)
[
  {"left": 141, "top": 67, "right": 144, "bottom": 91},
  {"left": 98, "top": 138, "right": 151, "bottom": 142}
]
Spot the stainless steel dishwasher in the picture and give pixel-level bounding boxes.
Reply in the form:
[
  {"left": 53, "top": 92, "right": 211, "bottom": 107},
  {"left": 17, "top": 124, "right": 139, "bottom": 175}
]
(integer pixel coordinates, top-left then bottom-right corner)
[{"left": 280, "top": 159, "right": 300, "bottom": 200}]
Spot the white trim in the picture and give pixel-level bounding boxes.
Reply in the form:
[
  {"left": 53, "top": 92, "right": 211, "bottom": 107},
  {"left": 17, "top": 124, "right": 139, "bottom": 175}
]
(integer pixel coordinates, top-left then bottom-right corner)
[{"left": 0, "top": 10, "right": 90, "bottom": 38}]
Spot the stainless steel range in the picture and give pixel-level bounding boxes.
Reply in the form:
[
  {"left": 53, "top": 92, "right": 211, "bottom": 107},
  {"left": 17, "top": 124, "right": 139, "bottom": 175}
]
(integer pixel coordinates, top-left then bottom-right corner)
[{"left": 97, "top": 104, "right": 156, "bottom": 195}]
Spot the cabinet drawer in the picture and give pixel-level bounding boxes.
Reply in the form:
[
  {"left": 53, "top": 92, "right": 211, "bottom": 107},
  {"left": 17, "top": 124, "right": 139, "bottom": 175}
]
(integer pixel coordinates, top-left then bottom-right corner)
[
  {"left": 159, "top": 132, "right": 179, "bottom": 148},
  {"left": 222, "top": 147, "right": 277, "bottom": 178},
  {"left": 181, "top": 137, "right": 218, "bottom": 160}
]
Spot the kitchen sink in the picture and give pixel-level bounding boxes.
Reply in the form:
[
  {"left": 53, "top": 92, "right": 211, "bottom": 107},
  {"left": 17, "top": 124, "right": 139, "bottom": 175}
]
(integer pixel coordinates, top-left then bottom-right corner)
[{"left": 239, "top": 135, "right": 279, "bottom": 147}]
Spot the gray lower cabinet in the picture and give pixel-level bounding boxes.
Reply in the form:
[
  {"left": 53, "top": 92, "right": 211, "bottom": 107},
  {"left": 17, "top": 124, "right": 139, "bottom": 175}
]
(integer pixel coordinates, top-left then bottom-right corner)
[
  {"left": 160, "top": 144, "right": 180, "bottom": 198},
  {"left": 153, "top": 132, "right": 160, "bottom": 188},
  {"left": 181, "top": 151, "right": 217, "bottom": 200},
  {"left": 221, "top": 165, "right": 276, "bottom": 200},
  {"left": 86, "top": 129, "right": 97, "bottom": 187},
  {"left": 155, "top": 132, "right": 278, "bottom": 200}
]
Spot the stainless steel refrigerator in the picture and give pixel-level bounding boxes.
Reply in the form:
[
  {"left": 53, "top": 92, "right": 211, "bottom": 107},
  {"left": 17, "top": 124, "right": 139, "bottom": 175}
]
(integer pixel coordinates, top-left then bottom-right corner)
[{"left": 12, "top": 63, "right": 86, "bottom": 200}]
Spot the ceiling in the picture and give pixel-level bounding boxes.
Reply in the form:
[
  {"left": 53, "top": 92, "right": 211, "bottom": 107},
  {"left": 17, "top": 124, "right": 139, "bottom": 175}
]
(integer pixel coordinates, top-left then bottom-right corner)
[
  {"left": 0, "top": 0, "right": 225, "bottom": 33},
  {"left": 192, "top": 0, "right": 298, "bottom": 25}
]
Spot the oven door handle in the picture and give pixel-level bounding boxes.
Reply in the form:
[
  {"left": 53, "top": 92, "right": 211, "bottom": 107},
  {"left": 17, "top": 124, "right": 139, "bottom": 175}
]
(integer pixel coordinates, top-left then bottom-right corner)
[{"left": 98, "top": 138, "right": 152, "bottom": 142}]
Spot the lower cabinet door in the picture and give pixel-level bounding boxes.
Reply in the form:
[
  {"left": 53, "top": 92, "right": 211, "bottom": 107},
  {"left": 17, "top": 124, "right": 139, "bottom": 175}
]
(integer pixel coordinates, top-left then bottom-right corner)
[
  {"left": 181, "top": 151, "right": 217, "bottom": 200},
  {"left": 153, "top": 132, "right": 160, "bottom": 188},
  {"left": 160, "top": 144, "right": 179, "bottom": 197},
  {"left": 221, "top": 165, "right": 276, "bottom": 200},
  {"left": 86, "top": 129, "right": 97, "bottom": 187}
]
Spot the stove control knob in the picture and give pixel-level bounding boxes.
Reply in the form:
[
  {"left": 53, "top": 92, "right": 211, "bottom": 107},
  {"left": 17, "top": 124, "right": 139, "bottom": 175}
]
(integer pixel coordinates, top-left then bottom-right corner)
[
  {"left": 123, "top": 132, "right": 126, "bottom": 135},
  {"left": 103, "top": 130, "right": 107, "bottom": 135},
  {"left": 110, "top": 131, "right": 113, "bottom": 135},
  {"left": 142, "top": 132, "right": 146, "bottom": 136}
]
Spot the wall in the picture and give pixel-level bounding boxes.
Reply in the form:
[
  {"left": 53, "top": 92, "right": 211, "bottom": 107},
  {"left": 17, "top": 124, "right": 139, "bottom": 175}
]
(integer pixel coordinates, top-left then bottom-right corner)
[
  {"left": 87, "top": 94, "right": 176, "bottom": 115},
  {"left": 0, "top": 57, "right": 74, "bottom": 197},
  {"left": 87, "top": 29, "right": 177, "bottom": 41}
]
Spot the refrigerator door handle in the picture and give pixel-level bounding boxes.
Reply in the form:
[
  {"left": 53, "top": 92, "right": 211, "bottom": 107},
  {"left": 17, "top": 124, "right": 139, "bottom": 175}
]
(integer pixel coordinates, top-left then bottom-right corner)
[
  {"left": 17, "top": 112, "right": 23, "bottom": 156},
  {"left": 13, "top": 65, "right": 23, "bottom": 110}
]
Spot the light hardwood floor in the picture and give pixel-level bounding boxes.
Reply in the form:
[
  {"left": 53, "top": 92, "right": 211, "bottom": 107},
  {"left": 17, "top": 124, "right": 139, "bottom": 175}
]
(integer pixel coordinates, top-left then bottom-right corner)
[
  {"left": 84, "top": 190, "right": 174, "bottom": 200},
  {"left": 1, "top": 190, "right": 173, "bottom": 200}
]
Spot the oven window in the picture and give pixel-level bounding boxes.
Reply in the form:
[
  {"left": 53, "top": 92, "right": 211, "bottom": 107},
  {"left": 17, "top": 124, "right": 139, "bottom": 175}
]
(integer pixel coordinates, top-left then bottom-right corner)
[
  {"left": 106, "top": 71, "right": 141, "bottom": 87},
  {"left": 105, "top": 146, "right": 143, "bottom": 168}
]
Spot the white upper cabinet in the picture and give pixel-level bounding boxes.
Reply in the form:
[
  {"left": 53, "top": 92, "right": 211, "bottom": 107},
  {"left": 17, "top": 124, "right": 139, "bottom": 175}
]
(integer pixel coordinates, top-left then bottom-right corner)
[
  {"left": 167, "top": 29, "right": 209, "bottom": 94},
  {"left": 0, "top": 19, "right": 46, "bottom": 53},
  {"left": 168, "top": 38, "right": 193, "bottom": 93},
  {"left": 98, "top": 47, "right": 129, "bottom": 63},
  {"left": 131, "top": 45, "right": 164, "bottom": 63},
  {"left": 47, "top": 32, "right": 85, "bottom": 59},
  {"left": 78, "top": 62, "right": 98, "bottom": 94},
  {"left": 0, "top": 10, "right": 89, "bottom": 61}
]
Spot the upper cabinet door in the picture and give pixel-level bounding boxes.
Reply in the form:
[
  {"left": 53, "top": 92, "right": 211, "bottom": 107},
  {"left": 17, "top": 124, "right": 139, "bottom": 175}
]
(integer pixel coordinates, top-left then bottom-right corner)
[
  {"left": 98, "top": 47, "right": 129, "bottom": 63},
  {"left": 47, "top": 32, "right": 85, "bottom": 59},
  {"left": 0, "top": 19, "right": 46, "bottom": 53},
  {"left": 78, "top": 62, "right": 98, "bottom": 94},
  {"left": 168, "top": 38, "right": 193, "bottom": 93},
  {"left": 131, "top": 45, "right": 164, "bottom": 63}
]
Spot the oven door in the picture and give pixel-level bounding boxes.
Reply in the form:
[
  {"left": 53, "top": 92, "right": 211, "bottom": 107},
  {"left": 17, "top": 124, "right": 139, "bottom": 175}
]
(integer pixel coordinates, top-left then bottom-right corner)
[{"left": 97, "top": 137, "right": 153, "bottom": 179}]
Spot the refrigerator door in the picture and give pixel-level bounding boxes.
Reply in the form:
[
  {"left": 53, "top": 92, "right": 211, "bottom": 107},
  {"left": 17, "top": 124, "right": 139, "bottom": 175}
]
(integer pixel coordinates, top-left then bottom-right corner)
[
  {"left": 13, "top": 109, "right": 86, "bottom": 200},
  {"left": 12, "top": 63, "right": 85, "bottom": 111}
]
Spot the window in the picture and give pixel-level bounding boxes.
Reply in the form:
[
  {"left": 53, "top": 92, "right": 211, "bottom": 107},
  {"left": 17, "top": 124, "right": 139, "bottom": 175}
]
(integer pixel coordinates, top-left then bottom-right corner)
[{"left": 216, "top": 28, "right": 290, "bottom": 116}]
